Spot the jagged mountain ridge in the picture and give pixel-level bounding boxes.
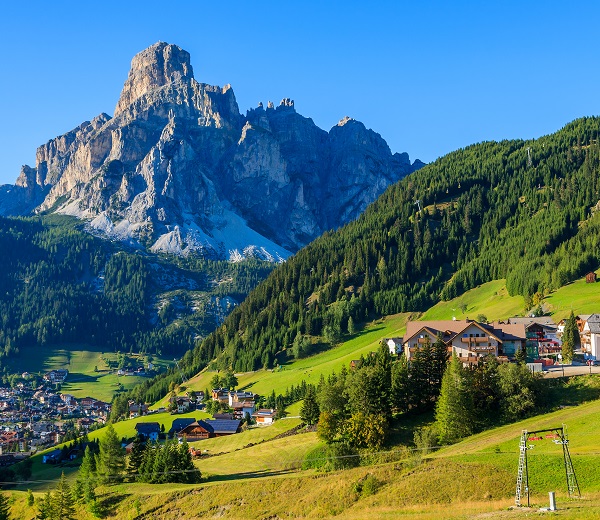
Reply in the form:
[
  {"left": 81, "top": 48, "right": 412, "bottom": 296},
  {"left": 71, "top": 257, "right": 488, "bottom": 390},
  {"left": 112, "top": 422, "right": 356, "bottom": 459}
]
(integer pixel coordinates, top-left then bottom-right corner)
[{"left": 0, "top": 42, "right": 422, "bottom": 261}]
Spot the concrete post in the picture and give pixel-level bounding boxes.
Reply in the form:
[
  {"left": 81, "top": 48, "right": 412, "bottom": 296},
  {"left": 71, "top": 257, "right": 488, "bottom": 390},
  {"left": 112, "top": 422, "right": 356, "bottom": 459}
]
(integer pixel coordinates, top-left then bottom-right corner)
[{"left": 549, "top": 491, "right": 556, "bottom": 511}]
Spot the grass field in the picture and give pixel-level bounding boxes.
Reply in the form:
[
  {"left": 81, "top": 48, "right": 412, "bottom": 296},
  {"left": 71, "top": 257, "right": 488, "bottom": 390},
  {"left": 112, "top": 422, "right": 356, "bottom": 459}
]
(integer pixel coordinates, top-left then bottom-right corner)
[
  {"left": 544, "top": 268, "right": 600, "bottom": 320},
  {"left": 161, "top": 271, "right": 599, "bottom": 409},
  {"left": 18, "top": 395, "right": 600, "bottom": 518},
  {"left": 8, "top": 344, "right": 175, "bottom": 401},
  {"left": 11, "top": 390, "right": 600, "bottom": 517},
  {"left": 420, "top": 279, "right": 525, "bottom": 321},
  {"left": 162, "top": 312, "right": 412, "bottom": 406}
]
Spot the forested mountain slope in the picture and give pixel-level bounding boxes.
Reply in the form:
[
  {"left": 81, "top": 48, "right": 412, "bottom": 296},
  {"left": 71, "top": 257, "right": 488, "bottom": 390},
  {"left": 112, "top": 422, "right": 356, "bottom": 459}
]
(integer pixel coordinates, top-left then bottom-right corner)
[
  {"left": 0, "top": 215, "right": 274, "bottom": 374},
  {"left": 131, "top": 117, "right": 600, "bottom": 403}
]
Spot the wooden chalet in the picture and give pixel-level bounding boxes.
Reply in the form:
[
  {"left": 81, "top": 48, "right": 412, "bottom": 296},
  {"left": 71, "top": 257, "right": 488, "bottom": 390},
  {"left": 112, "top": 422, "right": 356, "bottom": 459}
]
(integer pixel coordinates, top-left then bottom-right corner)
[
  {"left": 402, "top": 319, "right": 527, "bottom": 363},
  {"left": 252, "top": 409, "right": 276, "bottom": 425},
  {"left": 177, "top": 419, "right": 241, "bottom": 441},
  {"left": 168, "top": 418, "right": 196, "bottom": 437}
]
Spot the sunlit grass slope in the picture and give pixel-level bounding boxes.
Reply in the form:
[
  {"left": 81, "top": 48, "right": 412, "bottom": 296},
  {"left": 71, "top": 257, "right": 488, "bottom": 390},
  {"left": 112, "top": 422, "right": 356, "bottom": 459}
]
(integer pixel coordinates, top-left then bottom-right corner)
[{"left": 159, "top": 313, "right": 411, "bottom": 406}]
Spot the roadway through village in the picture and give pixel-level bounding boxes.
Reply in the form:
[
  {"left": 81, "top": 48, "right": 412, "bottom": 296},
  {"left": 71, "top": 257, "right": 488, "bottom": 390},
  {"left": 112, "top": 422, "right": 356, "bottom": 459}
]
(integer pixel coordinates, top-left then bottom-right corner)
[{"left": 542, "top": 363, "right": 600, "bottom": 378}]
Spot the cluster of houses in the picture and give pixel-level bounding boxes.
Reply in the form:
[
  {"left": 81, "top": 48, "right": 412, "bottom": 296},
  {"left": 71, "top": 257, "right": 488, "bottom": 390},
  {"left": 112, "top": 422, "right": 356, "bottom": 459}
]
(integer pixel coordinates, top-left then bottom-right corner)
[
  {"left": 131, "top": 388, "right": 277, "bottom": 446},
  {"left": 0, "top": 387, "right": 110, "bottom": 460},
  {"left": 383, "top": 313, "right": 600, "bottom": 366}
]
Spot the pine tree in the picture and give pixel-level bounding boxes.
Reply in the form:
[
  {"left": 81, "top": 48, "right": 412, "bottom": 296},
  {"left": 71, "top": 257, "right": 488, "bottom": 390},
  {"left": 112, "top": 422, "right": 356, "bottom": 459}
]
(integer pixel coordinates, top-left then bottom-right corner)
[
  {"left": 391, "top": 355, "right": 411, "bottom": 413},
  {"left": 0, "top": 492, "right": 10, "bottom": 520},
  {"left": 561, "top": 311, "right": 579, "bottom": 364},
  {"left": 431, "top": 334, "right": 450, "bottom": 395},
  {"left": 178, "top": 440, "right": 201, "bottom": 483},
  {"left": 37, "top": 490, "right": 54, "bottom": 520},
  {"left": 96, "top": 423, "right": 125, "bottom": 484},
  {"left": 514, "top": 344, "right": 527, "bottom": 365},
  {"left": 410, "top": 337, "right": 433, "bottom": 410},
  {"left": 137, "top": 443, "right": 157, "bottom": 483},
  {"left": 435, "top": 353, "right": 475, "bottom": 444},
  {"left": 52, "top": 472, "right": 76, "bottom": 520},
  {"left": 74, "top": 445, "right": 97, "bottom": 503},
  {"left": 300, "top": 385, "right": 320, "bottom": 425},
  {"left": 127, "top": 435, "right": 146, "bottom": 479}
]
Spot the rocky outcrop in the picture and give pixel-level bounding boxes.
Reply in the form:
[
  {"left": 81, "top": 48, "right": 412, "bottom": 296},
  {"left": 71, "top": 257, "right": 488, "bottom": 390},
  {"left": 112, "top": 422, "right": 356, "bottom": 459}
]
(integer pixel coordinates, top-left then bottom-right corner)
[{"left": 1, "top": 42, "right": 423, "bottom": 260}]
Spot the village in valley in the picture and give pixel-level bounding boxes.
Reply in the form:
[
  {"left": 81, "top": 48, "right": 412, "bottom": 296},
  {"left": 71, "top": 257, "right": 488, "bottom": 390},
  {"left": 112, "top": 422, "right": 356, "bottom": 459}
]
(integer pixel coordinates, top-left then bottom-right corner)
[
  {"left": 0, "top": 361, "right": 279, "bottom": 472},
  {"left": 0, "top": 305, "right": 597, "bottom": 477}
]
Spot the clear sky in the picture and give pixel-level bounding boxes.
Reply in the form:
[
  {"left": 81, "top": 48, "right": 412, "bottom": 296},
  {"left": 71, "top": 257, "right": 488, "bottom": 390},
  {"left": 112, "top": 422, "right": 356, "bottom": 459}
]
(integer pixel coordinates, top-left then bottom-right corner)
[{"left": 1, "top": 0, "right": 599, "bottom": 185}]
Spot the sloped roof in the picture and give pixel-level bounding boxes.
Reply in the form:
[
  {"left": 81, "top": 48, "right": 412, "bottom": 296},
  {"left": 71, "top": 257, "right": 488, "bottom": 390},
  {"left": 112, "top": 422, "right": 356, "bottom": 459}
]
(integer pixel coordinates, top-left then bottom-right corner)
[
  {"left": 169, "top": 418, "right": 196, "bottom": 434},
  {"left": 508, "top": 317, "right": 557, "bottom": 327},
  {"left": 205, "top": 419, "right": 241, "bottom": 434},
  {"left": 486, "top": 322, "right": 525, "bottom": 341},
  {"left": 179, "top": 420, "right": 213, "bottom": 434},
  {"left": 404, "top": 320, "right": 468, "bottom": 343},
  {"left": 588, "top": 314, "right": 600, "bottom": 333},
  {"left": 404, "top": 320, "right": 526, "bottom": 344},
  {"left": 135, "top": 422, "right": 160, "bottom": 434}
]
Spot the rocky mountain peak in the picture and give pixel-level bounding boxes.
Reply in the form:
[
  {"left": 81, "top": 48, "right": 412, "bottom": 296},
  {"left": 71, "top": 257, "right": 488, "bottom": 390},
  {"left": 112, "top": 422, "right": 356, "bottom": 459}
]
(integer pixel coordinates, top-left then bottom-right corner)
[
  {"left": 114, "top": 42, "right": 194, "bottom": 117},
  {"left": 337, "top": 116, "right": 354, "bottom": 126},
  {"left": 0, "top": 42, "right": 423, "bottom": 261}
]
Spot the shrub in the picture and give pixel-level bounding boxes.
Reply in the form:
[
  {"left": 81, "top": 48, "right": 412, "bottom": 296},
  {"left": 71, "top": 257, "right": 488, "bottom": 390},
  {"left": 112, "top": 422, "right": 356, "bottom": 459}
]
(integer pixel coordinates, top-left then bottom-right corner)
[
  {"left": 353, "top": 474, "right": 380, "bottom": 497},
  {"left": 413, "top": 425, "right": 439, "bottom": 455}
]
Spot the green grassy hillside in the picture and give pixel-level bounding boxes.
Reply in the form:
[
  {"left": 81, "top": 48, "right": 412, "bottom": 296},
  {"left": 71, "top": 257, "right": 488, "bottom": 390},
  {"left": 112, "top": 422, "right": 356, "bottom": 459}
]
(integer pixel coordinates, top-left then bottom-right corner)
[
  {"left": 160, "top": 313, "right": 411, "bottom": 404},
  {"left": 10, "top": 345, "right": 175, "bottom": 401},
  {"left": 11, "top": 387, "right": 600, "bottom": 518},
  {"left": 164, "top": 269, "right": 598, "bottom": 410}
]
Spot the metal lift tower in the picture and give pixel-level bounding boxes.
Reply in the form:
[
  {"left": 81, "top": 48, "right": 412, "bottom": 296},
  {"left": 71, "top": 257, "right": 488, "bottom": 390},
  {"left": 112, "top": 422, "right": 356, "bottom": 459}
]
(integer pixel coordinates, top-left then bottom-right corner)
[{"left": 515, "top": 425, "right": 580, "bottom": 507}]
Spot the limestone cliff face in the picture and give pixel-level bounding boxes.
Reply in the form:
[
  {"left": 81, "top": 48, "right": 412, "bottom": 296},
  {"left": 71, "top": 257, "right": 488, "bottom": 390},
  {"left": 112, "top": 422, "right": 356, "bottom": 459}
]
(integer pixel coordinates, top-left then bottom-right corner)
[{"left": 1, "top": 42, "right": 422, "bottom": 260}]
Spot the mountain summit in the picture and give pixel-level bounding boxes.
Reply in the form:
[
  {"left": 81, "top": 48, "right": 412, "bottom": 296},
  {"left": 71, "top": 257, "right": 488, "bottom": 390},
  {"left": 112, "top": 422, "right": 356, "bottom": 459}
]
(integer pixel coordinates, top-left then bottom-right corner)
[{"left": 0, "top": 42, "right": 422, "bottom": 260}]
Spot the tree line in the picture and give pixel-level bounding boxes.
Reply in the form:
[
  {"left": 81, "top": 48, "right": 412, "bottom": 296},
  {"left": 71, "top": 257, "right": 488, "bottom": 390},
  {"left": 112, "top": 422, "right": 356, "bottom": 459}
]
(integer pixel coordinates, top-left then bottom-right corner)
[{"left": 295, "top": 341, "right": 546, "bottom": 453}]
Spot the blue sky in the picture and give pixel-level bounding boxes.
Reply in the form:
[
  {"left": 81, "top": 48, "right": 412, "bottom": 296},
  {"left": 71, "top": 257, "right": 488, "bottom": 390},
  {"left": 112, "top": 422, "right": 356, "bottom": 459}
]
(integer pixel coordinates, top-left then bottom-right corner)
[{"left": 1, "top": 0, "right": 599, "bottom": 185}]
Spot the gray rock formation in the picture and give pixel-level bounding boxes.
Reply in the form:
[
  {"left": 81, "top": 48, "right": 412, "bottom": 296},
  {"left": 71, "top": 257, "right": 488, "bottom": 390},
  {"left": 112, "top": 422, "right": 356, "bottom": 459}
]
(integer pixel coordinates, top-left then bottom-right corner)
[{"left": 0, "top": 42, "right": 423, "bottom": 260}]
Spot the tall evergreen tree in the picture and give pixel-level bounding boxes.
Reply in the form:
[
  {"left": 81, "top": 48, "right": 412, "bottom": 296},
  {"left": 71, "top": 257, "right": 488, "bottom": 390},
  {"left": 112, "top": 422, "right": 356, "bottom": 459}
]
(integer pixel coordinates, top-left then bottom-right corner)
[
  {"left": 561, "top": 311, "right": 579, "bottom": 364},
  {"left": 435, "top": 353, "right": 475, "bottom": 444},
  {"left": 127, "top": 435, "right": 146, "bottom": 479},
  {"left": 300, "top": 385, "right": 320, "bottom": 425},
  {"left": 391, "top": 355, "right": 410, "bottom": 413},
  {"left": 52, "top": 472, "right": 76, "bottom": 520},
  {"left": 431, "top": 334, "right": 450, "bottom": 395},
  {"left": 0, "top": 492, "right": 10, "bottom": 520},
  {"left": 74, "top": 445, "right": 97, "bottom": 504},
  {"left": 96, "top": 423, "right": 125, "bottom": 484},
  {"left": 37, "top": 490, "right": 54, "bottom": 520},
  {"left": 178, "top": 440, "right": 201, "bottom": 483},
  {"left": 410, "top": 337, "right": 434, "bottom": 410}
]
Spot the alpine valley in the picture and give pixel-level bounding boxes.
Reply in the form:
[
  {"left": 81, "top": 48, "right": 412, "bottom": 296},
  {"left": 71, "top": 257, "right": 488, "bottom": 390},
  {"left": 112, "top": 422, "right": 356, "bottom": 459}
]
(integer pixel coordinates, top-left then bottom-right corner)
[
  {"left": 0, "top": 41, "right": 421, "bottom": 375},
  {"left": 4, "top": 43, "right": 600, "bottom": 520}
]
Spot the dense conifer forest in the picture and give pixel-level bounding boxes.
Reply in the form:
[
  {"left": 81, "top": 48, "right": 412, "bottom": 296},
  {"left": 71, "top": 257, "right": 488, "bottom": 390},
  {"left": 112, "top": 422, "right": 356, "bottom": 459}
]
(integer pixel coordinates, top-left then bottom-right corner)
[
  {"left": 131, "top": 117, "right": 600, "bottom": 403},
  {"left": 0, "top": 215, "right": 274, "bottom": 374}
]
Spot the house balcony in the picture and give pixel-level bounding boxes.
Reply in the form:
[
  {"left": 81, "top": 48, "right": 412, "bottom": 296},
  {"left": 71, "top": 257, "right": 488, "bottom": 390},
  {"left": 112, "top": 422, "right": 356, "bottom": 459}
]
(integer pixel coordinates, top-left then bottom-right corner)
[
  {"left": 469, "top": 345, "right": 497, "bottom": 353},
  {"left": 461, "top": 337, "right": 492, "bottom": 344}
]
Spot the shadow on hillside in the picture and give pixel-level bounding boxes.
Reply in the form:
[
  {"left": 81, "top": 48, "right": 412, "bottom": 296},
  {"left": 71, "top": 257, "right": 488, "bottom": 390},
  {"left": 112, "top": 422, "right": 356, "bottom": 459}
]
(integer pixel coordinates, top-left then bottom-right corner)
[
  {"left": 98, "top": 491, "right": 131, "bottom": 516},
  {"left": 207, "top": 468, "right": 296, "bottom": 482},
  {"left": 549, "top": 376, "right": 600, "bottom": 406},
  {"left": 64, "top": 372, "right": 100, "bottom": 383}
]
